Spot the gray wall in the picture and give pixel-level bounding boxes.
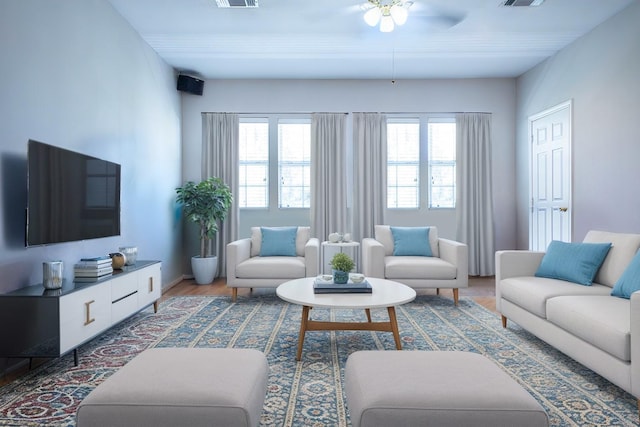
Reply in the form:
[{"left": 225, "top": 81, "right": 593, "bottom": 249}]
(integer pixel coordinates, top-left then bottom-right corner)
[
  {"left": 515, "top": 1, "right": 640, "bottom": 247},
  {"left": 181, "top": 78, "right": 517, "bottom": 270},
  {"left": 0, "top": 0, "right": 183, "bottom": 294}
]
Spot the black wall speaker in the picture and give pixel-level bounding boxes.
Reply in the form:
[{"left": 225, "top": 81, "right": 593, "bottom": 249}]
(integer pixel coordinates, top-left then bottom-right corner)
[{"left": 177, "top": 75, "right": 204, "bottom": 96}]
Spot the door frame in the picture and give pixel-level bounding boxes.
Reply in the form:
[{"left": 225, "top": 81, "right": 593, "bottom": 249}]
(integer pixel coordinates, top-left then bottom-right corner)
[{"left": 528, "top": 100, "right": 573, "bottom": 250}]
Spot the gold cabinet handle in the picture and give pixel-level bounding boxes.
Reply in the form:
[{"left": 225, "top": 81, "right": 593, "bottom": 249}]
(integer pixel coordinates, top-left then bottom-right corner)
[
  {"left": 559, "top": 207, "right": 568, "bottom": 212},
  {"left": 148, "top": 277, "right": 154, "bottom": 293},
  {"left": 84, "top": 300, "right": 96, "bottom": 326}
]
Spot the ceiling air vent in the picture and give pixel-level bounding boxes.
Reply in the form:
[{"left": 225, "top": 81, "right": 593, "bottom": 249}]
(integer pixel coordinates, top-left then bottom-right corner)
[
  {"left": 502, "top": 0, "right": 545, "bottom": 6},
  {"left": 215, "top": 0, "right": 258, "bottom": 7}
]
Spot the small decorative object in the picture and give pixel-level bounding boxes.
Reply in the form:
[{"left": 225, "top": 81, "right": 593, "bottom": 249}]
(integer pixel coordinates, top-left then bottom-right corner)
[
  {"left": 110, "top": 252, "right": 127, "bottom": 269},
  {"left": 330, "top": 252, "right": 355, "bottom": 284},
  {"left": 119, "top": 246, "right": 138, "bottom": 265},
  {"left": 351, "top": 273, "right": 365, "bottom": 283},
  {"left": 43, "top": 261, "right": 63, "bottom": 290},
  {"left": 343, "top": 233, "right": 352, "bottom": 242},
  {"left": 328, "top": 232, "right": 341, "bottom": 243}
]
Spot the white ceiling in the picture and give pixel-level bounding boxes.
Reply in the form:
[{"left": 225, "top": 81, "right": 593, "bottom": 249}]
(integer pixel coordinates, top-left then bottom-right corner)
[{"left": 107, "top": 0, "right": 635, "bottom": 80}]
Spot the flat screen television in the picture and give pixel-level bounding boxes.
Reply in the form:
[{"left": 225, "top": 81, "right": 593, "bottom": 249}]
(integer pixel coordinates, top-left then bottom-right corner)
[{"left": 26, "top": 140, "right": 121, "bottom": 247}]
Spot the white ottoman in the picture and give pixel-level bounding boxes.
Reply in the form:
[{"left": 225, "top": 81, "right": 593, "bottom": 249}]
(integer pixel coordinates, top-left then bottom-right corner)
[
  {"left": 345, "top": 351, "right": 548, "bottom": 427},
  {"left": 76, "top": 348, "right": 269, "bottom": 427}
]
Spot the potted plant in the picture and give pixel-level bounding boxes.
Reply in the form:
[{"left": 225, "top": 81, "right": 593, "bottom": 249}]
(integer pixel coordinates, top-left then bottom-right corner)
[
  {"left": 330, "top": 252, "right": 355, "bottom": 284},
  {"left": 176, "top": 177, "right": 233, "bottom": 284}
]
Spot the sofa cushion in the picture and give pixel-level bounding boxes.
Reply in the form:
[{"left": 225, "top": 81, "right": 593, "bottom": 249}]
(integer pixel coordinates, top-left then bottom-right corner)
[
  {"left": 546, "top": 296, "right": 630, "bottom": 361},
  {"left": 384, "top": 256, "right": 456, "bottom": 280},
  {"left": 251, "top": 226, "right": 310, "bottom": 257},
  {"left": 236, "top": 256, "right": 306, "bottom": 279},
  {"left": 611, "top": 250, "right": 640, "bottom": 299},
  {"left": 390, "top": 226, "right": 432, "bottom": 257},
  {"left": 583, "top": 230, "right": 640, "bottom": 287},
  {"left": 259, "top": 226, "right": 297, "bottom": 256},
  {"left": 534, "top": 240, "right": 611, "bottom": 286},
  {"left": 375, "top": 225, "right": 439, "bottom": 258},
  {"left": 499, "top": 276, "right": 611, "bottom": 318}
]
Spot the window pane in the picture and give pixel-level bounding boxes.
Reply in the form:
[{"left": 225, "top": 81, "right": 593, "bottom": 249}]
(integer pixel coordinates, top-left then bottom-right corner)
[
  {"left": 239, "top": 121, "right": 269, "bottom": 208},
  {"left": 387, "top": 121, "right": 420, "bottom": 209},
  {"left": 428, "top": 121, "right": 456, "bottom": 209},
  {"left": 278, "top": 121, "right": 311, "bottom": 208}
]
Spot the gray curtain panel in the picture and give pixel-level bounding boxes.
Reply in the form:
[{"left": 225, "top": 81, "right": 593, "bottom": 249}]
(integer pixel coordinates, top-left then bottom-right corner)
[
  {"left": 202, "top": 112, "right": 239, "bottom": 277},
  {"left": 311, "top": 113, "right": 348, "bottom": 242},
  {"left": 456, "top": 113, "right": 495, "bottom": 276},
  {"left": 352, "top": 113, "right": 387, "bottom": 242}
]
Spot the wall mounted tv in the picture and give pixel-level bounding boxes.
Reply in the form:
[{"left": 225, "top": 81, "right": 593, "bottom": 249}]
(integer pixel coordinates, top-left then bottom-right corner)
[{"left": 26, "top": 140, "right": 121, "bottom": 247}]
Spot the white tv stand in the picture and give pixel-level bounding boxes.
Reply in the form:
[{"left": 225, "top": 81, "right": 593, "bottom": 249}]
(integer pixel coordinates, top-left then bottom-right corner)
[{"left": 0, "top": 261, "right": 161, "bottom": 366}]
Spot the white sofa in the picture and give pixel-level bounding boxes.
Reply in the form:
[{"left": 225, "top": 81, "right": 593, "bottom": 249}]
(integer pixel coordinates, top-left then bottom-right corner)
[
  {"left": 362, "top": 225, "right": 468, "bottom": 305},
  {"left": 496, "top": 230, "right": 640, "bottom": 402},
  {"left": 226, "top": 226, "right": 320, "bottom": 301}
]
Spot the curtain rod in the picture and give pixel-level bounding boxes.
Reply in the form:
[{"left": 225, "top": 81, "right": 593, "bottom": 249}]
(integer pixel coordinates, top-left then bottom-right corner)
[
  {"left": 202, "top": 111, "right": 490, "bottom": 115},
  {"left": 202, "top": 112, "right": 349, "bottom": 115}
]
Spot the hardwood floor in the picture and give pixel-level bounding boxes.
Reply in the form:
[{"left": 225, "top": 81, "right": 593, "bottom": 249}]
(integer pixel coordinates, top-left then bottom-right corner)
[{"left": 163, "top": 276, "right": 497, "bottom": 312}]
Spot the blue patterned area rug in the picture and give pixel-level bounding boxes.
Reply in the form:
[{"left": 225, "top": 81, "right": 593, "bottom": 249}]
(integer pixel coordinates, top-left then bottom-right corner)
[{"left": 0, "top": 295, "right": 637, "bottom": 426}]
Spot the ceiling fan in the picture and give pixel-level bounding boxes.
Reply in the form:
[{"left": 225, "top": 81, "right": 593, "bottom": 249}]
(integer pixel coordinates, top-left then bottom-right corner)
[{"left": 357, "top": 0, "right": 466, "bottom": 32}]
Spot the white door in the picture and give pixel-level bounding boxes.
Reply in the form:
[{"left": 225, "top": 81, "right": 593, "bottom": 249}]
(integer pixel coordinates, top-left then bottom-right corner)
[{"left": 529, "top": 101, "right": 572, "bottom": 251}]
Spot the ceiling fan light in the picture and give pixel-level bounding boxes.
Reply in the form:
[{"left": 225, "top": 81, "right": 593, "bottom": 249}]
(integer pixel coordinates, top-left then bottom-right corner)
[
  {"left": 390, "top": 4, "right": 408, "bottom": 25},
  {"left": 380, "top": 15, "right": 395, "bottom": 32},
  {"left": 364, "top": 7, "right": 381, "bottom": 26}
]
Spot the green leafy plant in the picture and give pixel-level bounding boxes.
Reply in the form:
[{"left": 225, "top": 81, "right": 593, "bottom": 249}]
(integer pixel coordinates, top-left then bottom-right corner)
[
  {"left": 330, "top": 252, "right": 355, "bottom": 272},
  {"left": 176, "top": 177, "right": 233, "bottom": 258}
]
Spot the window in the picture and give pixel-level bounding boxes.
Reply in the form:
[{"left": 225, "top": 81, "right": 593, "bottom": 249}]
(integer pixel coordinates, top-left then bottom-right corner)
[
  {"left": 386, "top": 116, "right": 456, "bottom": 210},
  {"left": 428, "top": 119, "right": 456, "bottom": 208},
  {"left": 278, "top": 120, "right": 311, "bottom": 208},
  {"left": 239, "top": 120, "right": 269, "bottom": 208},
  {"left": 387, "top": 120, "right": 420, "bottom": 209}
]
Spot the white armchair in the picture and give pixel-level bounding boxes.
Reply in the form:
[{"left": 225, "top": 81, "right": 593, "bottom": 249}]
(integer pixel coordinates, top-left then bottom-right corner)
[
  {"left": 226, "top": 226, "right": 320, "bottom": 301},
  {"left": 362, "top": 225, "right": 468, "bottom": 305}
]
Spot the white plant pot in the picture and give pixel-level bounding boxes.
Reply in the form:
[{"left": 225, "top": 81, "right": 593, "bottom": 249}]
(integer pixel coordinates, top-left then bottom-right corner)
[{"left": 191, "top": 255, "right": 218, "bottom": 285}]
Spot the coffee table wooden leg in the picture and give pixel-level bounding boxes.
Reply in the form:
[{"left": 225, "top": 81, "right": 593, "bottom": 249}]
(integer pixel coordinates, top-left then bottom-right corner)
[
  {"left": 296, "top": 305, "right": 311, "bottom": 361},
  {"left": 387, "top": 306, "right": 402, "bottom": 350},
  {"left": 365, "top": 308, "right": 372, "bottom": 322}
]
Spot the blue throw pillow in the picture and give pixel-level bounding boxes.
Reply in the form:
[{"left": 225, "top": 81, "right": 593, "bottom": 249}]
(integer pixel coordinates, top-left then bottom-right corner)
[
  {"left": 535, "top": 240, "right": 612, "bottom": 286},
  {"left": 390, "top": 226, "right": 432, "bottom": 257},
  {"left": 260, "top": 227, "right": 298, "bottom": 257},
  {"left": 611, "top": 251, "right": 640, "bottom": 299}
]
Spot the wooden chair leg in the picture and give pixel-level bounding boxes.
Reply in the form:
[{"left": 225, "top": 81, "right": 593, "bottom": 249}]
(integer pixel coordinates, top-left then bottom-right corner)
[
  {"left": 436, "top": 288, "right": 440, "bottom": 295},
  {"left": 501, "top": 315, "right": 507, "bottom": 328},
  {"left": 452, "top": 288, "right": 459, "bottom": 306},
  {"left": 232, "top": 288, "right": 238, "bottom": 302}
]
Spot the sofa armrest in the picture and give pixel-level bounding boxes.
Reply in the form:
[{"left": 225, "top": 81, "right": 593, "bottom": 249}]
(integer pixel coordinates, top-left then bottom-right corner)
[
  {"left": 226, "top": 238, "right": 251, "bottom": 285},
  {"left": 631, "top": 291, "right": 640, "bottom": 397},
  {"left": 439, "top": 238, "right": 468, "bottom": 288},
  {"left": 362, "top": 238, "right": 385, "bottom": 278},
  {"left": 495, "top": 250, "right": 545, "bottom": 282},
  {"left": 495, "top": 250, "right": 545, "bottom": 312},
  {"left": 304, "top": 237, "right": 320, "bottom": 277}
]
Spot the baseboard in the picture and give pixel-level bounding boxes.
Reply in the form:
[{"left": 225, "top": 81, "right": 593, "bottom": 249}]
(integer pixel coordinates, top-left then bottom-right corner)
[{"left": 161, "top": 276, "right": 186, "bottom": 294}]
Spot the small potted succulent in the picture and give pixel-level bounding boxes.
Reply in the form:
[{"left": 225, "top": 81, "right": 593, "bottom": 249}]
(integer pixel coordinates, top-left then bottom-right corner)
[{"left": 330, "top": 252, "right": 355, "bottom": 284}]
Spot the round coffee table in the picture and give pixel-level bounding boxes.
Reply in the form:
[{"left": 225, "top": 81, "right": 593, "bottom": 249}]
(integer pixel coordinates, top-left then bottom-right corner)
[{"left": 276, "top": 277, "right": 416, "bottom": 361}]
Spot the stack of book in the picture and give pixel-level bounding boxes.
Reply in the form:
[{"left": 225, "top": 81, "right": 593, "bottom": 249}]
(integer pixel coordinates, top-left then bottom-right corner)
[
  {"left": 74, "top": 256, "right": 113, "bottom": 281},
  {"left": 313, "top": 276, "right": 372, "bottom": 294}
]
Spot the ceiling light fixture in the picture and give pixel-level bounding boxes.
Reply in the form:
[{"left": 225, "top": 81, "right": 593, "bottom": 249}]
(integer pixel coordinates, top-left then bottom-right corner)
[{"left": 363, "top": 0, "right": 413, "bottom": 33}]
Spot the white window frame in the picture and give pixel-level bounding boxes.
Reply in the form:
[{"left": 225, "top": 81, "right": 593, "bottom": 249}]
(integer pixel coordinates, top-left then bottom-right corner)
[
  {"left": 428, "top": 118, "right": 456, "bottom": 209},
  {"left": 277, "top": 118, "right": 311, "bottom": 209},
  {"left": 386, "top": 118, "right": 420, "bottom": 209},
  {"left": 385, "top": 114, "right": 457, "bottom": 210},
  {"left": 238, "top": 118, "right": 269, "bottom": 209}
]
